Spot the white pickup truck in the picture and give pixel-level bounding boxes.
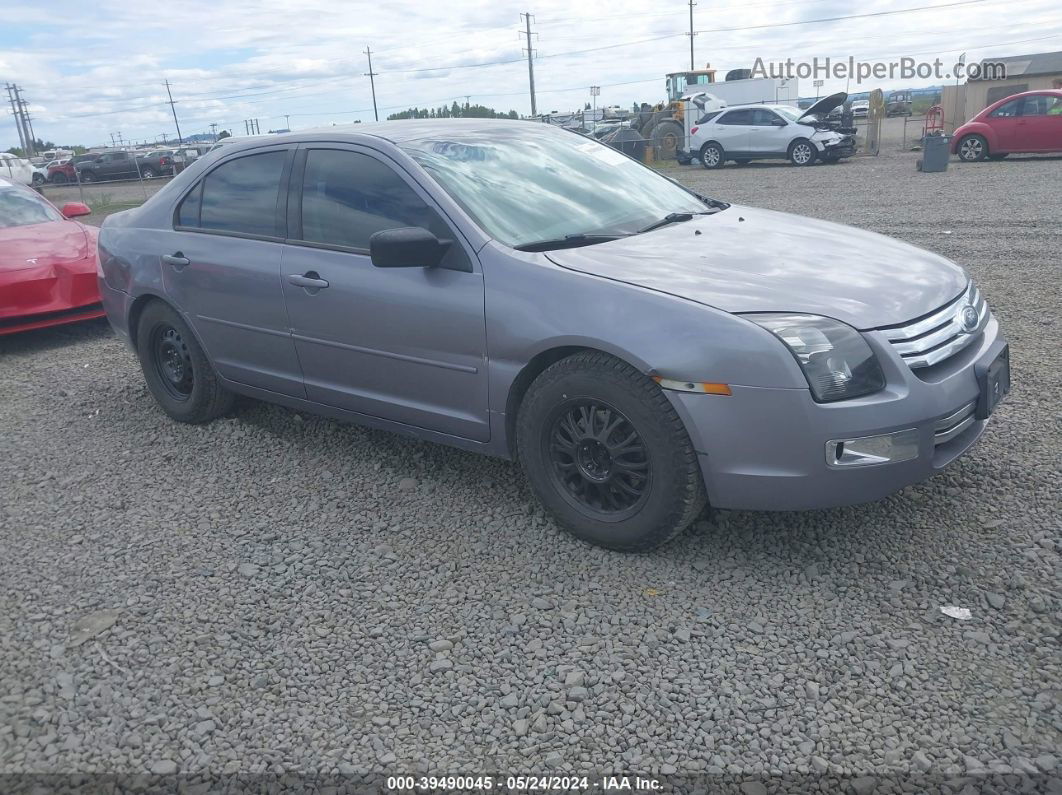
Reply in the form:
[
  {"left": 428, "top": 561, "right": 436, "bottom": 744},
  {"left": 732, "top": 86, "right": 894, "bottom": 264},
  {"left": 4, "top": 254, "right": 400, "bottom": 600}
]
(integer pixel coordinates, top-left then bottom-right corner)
[{"left": 0, "top": 152, "right": 35, "bottom": 186}]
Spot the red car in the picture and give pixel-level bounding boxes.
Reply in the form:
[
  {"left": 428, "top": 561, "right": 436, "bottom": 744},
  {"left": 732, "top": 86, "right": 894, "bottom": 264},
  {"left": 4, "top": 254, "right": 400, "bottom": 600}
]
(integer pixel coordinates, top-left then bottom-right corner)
[
  {"left": 952, "top": 89, "right": 1062, "bottom": 161},
  {"left": 0, "top": 177, "right": 103, "bottom": 335}
]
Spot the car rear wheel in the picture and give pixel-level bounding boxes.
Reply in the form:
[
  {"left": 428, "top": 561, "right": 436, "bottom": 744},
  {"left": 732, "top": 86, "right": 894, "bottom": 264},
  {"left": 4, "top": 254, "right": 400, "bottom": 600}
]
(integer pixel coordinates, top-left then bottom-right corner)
[
  {"left": 136, "top": 301, "right": 233, "bottom": 424},
  {"left": 31, "top": 173, "right": 44, "bottom": 186},
  {"left": 788, "top": 139, "right": 816, "bottom": 166},
  {"left": 700, "top": 142, "right": 725, "bottom": 169},
  {"left": 957, "top": 134, "right": 988, "bottom": 162},
  {"left": 516, "top": 351, "right": 707, "bottom": 552},
  {"left": 51, "top": 173, "right": 68, "bottom": 184},
  {"left": 140, "top": 167, "right": 156, "bottom": 179},
  {"left": 80, "top": 171, "right": 95, "bottom": 182}
]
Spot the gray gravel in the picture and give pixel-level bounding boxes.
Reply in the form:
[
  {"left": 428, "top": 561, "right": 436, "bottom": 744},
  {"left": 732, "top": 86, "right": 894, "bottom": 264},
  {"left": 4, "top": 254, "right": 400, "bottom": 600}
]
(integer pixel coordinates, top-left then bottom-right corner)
[{"left": 1, "top": 142, "right": 1060, "bottom": 789}]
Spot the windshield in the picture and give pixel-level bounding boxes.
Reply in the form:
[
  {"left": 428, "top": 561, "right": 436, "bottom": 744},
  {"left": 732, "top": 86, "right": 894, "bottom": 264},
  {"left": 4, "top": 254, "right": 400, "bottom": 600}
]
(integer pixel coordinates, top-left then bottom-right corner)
[
  {"left": 774, "top": 106, "right": 804, "bottom": 122},
  {"left": 0, "top": 186, "right": 63, "bottom": 229},
  {"left": 399, "top": 126, "right": 712, "bottom": 248}
]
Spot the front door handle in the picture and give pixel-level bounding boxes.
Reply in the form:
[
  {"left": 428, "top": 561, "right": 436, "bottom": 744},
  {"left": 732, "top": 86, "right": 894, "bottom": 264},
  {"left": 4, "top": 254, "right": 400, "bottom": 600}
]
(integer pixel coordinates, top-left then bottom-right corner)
[
  {"left": 287, "top": 272, "right": 329, "bottom": 290},
  {"left": 162, "top": 252, "right": 190, "bottom": 268}
]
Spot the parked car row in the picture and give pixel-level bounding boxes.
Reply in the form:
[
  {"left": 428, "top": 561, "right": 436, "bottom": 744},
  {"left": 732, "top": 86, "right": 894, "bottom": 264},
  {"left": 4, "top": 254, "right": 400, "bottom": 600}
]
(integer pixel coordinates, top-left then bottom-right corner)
[{"left": 37, "top": 145, "right": 214, "bottom": 184}]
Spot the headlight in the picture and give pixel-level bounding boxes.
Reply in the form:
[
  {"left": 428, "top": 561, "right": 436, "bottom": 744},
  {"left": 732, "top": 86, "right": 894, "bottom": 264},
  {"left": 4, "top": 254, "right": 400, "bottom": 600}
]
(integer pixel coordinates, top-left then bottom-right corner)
[{"left": 745, "top": 314, "right": 885, "bottom": 402}]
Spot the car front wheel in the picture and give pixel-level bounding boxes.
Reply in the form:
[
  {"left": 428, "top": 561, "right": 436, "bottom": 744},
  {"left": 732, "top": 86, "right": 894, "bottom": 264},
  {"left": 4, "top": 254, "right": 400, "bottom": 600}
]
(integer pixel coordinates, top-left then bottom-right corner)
[
  {"left": 789, "top": 139, "right": 816, "bottom": 166},
  {"left": 516, "top": 351, "right": 707, "bottom": 551},
  {"left": 700, "top": 142, "right": 724, "bottom": 169},
  {"left": 136, "top": 301, "right": 233, "bottom": 424},
  {"left": 957, "top": 135, "right": 988, "bottom": 162}
]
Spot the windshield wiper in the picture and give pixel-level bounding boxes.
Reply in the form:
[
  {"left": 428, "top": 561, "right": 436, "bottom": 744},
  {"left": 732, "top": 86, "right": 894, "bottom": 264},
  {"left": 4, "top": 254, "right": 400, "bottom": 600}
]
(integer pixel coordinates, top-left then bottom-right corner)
[
  {"left": 514, "top": 233, "right": 625, "bottom": 252},
  {"left": 635, "top": 212, "right": 699, "bottom": 235}
]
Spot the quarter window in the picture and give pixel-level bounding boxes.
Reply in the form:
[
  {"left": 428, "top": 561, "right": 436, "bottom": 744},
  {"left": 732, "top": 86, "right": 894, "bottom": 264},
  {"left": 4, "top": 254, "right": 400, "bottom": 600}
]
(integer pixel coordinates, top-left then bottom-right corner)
[
  {"left": 298, "top": 149, "right": 466, "bottom": 268},
  {"left": 194, "top": 151, "right": 287, "bottom": 237}
]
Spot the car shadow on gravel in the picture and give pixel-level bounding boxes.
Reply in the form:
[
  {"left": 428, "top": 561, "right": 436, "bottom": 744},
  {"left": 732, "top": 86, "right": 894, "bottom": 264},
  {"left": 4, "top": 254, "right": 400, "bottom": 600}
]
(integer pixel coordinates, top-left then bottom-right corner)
[{"left": 0, "top": 318, "right": 113, "bottom": 357}]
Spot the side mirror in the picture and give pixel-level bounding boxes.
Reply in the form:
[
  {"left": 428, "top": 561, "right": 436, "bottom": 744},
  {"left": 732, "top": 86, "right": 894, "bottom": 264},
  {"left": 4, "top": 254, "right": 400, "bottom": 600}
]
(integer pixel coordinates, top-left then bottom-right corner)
[
  {"left": 772, "top": 119, "right": 787, "bottom": 127},
  {"left": 60, "top": 202, "right": 92, "bottom": 219},
  {"left": 369, "top": 227, "right": 450, "bottom": 268}
]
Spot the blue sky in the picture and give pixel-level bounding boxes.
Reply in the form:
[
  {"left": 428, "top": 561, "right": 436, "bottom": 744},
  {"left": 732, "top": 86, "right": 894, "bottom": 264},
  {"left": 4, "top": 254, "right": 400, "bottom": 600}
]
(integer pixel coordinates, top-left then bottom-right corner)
[{"left": 1, "top": 0, "right": 1059, "bottom": 148}]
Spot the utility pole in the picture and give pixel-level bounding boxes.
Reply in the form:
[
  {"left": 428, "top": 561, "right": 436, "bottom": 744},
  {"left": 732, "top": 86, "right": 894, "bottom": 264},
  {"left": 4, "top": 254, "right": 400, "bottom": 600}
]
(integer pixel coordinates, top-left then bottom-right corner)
[
  {"left": 364, "top": 47, "right": 379, "bottom": 121},
  {"left": 284, "top": 115, "right": 290, "bottom": 131},
  {"left": 210, "top": 122, "right": 218, "bottom": 141},
  {"left": 164, "top": 79, "right": 183, "bottom": 144},
  {"left": 244, "top": 120, "right": 250, "bottom": 135},
  {"left": 5, "top": 84, "right": 26, "bottom": 154},
  {"left": 110, "top": 133, "right": 117, "bottom": 147},
  {"left": 687, "top": 0, "right": 696, "bottom": 71},
  {"left": 15, "top": 86, "right": 36, "bottom": 156},
  {"left": 521, "top": 12, "right": 537, "bottom": 117}
]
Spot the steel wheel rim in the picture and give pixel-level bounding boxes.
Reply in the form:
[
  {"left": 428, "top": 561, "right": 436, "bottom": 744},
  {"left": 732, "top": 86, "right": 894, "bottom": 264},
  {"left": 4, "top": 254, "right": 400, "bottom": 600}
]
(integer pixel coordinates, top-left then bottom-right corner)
[
  {"left": 961, "top": 138, "right": 982, "bottom": 159},
  {"left": 544, "top": 399, "right": 651, "bottom": 521},
  {"left": 793, "top": 144, "right": 812, "bottom": 163},
  {"left": 703, "top": 147, "right": 720, "bottom": 167},
  {"left": 151, "top": 324, "right": 194, "bottom": 401}
]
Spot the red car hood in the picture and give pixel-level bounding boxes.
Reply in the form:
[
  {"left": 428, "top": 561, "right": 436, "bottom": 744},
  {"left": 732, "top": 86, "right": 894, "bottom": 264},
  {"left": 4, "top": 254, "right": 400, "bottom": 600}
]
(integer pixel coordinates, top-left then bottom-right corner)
[{"left": 0, "top": 221, "right": 94, "bottom": 273}]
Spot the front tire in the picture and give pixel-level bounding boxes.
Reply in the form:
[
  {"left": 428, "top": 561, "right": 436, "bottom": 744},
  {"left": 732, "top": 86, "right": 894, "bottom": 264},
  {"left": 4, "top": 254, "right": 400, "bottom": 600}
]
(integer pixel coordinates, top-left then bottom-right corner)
[
  {"left": 80, "top": 171, "right": 95, "bottom": 182},
  {"left": 136, "top": 301, "right": 233, "bottom": 424},
  {"left": 788, "top": 139, "right": 817, "bottom": 166},
  {"left": 700, "top": 142, "right": 725, "bottom": 169},
  {"left": 516, "top": 352, "right": 707, "bottom": 552},
  {"left": 957, "top": 134, "right": 988, "bottom": 162}
]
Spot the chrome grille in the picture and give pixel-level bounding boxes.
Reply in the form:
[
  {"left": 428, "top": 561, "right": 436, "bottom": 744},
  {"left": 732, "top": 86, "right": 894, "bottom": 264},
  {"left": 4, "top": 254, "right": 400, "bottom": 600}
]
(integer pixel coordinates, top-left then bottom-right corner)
[
  {"left": 879, "top": 282, "right": 988, "bottom": 369},
  {"left": 934, "top": 401, "right": 977, "bottom": 445}
]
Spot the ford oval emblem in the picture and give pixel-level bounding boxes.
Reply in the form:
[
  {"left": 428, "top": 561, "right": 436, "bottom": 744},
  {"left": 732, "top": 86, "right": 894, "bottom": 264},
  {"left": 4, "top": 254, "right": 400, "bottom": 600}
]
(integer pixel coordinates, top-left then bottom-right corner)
[{"left": 959, "top": 305, "right": 979, "bottom": 333}]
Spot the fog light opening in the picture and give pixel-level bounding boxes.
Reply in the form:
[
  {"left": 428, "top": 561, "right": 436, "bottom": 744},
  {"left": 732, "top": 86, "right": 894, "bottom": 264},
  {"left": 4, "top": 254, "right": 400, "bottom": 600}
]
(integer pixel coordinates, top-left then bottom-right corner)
[{"left": 826, "top": 429, "right": 920, "bottom": 468}]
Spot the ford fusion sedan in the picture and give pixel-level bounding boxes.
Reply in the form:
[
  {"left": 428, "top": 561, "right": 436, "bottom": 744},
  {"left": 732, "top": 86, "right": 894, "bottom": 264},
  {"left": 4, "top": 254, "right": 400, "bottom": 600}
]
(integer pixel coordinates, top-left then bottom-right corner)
[
  {"left": 953, "top": 89, "right": 1062, "bottom": 161},
  {"left": 98, "top": 120, "right": 1008, "bottom": 551},
  {"left": 0, "top": 177, "right": 102, "bottom": 335}
]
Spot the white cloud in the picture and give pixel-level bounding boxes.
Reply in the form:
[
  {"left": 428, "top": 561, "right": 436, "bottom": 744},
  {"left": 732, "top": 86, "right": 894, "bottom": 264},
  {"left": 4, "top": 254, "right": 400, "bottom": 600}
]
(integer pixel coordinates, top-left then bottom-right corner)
[{"left": 1, "top": 0, "right": 1059, "bottom": 147}]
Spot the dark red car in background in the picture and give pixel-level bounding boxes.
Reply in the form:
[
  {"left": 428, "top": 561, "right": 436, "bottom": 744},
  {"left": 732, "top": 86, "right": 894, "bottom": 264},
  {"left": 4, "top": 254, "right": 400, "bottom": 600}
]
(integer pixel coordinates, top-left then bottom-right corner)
[
  {"left": 0, "top": 177, "right": 103, "bottom": 335},
  {"left": 953, "top": 89, "right": 1062, "bottom": 161},
  {"left": 47, "top": 153, "right": 99, "bottom": 184}
]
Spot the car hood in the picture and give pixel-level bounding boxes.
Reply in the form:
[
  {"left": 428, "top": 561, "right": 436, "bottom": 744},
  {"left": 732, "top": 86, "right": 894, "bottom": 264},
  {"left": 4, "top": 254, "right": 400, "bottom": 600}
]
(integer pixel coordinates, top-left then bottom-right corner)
[
  {"left": 799, "top": 92, "right": 848, "bottom": 121},
  {"left": 0, "top": 222, "right": 93, "bottom": 273},
  {"left": 544, "top": 205, "right": 968, "bottom": 329}
]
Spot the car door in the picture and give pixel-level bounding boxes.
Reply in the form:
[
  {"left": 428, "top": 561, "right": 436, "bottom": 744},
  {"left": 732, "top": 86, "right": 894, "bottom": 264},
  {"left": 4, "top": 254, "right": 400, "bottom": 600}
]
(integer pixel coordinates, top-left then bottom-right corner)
[
  {"left": 1019, "top": 94, "right": 1062, "bottom": 152},
  {"left": 160, "top": 145, "right": 305, "bottom": 397},
  {"left": 281, "top": 145, "right": 490, "bottom": 442},
  {"left": 747, "top": 108, "right": 791, "bottom": 155},
  {"left": 986, "top": 98, "right": 1023, "bottom": 151},
  {"left": 711, "top": 109, "right": 754, "bottom": 153}
]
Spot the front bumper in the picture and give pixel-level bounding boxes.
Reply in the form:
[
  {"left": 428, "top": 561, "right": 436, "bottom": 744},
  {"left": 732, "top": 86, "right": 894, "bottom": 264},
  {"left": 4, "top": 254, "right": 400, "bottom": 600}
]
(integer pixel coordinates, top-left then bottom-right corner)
[{"left": 668, "top": 314, "right": 1006, "bottom": 510}]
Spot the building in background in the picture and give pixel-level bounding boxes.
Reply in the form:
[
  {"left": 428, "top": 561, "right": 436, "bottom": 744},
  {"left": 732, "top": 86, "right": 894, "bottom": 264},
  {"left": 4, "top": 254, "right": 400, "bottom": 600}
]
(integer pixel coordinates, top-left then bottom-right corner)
[{"left": 941, "top": 50, "right": 1062, "bottom": 132}]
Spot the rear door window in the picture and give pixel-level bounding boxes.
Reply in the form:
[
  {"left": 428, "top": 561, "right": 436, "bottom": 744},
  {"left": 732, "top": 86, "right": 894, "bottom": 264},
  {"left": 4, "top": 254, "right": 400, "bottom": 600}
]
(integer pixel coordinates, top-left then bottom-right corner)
[
  {"left": 717, "top": 109, "right": 753, "bottom": 125},
  {"left": 192, "top": 151, "right": 287, "bottom": 237}
]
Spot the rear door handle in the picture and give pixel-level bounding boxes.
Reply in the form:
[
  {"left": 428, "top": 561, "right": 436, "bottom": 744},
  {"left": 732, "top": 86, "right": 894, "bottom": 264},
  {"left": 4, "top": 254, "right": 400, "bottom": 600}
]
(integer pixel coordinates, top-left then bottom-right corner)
[
  {"left": 162, "top": 253, "right": 190, "bottom": 268},
  {"left": 287, "top": 272, "right": 329, "bottom": 290}
]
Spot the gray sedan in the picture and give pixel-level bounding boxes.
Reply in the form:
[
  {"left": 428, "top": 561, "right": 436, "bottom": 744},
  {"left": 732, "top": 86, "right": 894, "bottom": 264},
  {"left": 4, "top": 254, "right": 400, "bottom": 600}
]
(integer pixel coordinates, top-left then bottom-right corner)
[{"left": 97, "top": 120, "right": 1009, "bottom": 551}]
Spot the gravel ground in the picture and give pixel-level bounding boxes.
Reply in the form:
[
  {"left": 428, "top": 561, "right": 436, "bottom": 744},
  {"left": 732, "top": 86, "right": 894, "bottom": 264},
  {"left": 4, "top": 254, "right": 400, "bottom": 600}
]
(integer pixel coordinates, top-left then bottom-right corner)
[{"left": 1, "top": 143, "right": 1059, "bottom": 792}]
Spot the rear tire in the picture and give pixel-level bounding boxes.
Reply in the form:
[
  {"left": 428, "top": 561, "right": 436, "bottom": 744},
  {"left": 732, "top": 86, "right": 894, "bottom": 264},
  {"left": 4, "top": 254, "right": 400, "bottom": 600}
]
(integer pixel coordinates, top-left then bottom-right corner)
[
  {"left": 788, "top": 139, "right": 817, "bottom": 166},
  {"left": 649, "top": 119, "right": 684, "bottom": 161},
  {"left": 700, "top": 142, "right": 725, "bottom": 169},
  {"left": 516, "top": 351, "right": 707, "bottom": 552},
  {"left": 80, "top": 171, "right": 95, "bottom": 182},
  {"left": 136, "top": 301, "right": 233, "bottom": 424},
  {"left": 32, "top": 173, "right": 45, "bottom": 186},
  {"left": 957, "top": 134, "right": 988, "bottom": 162},
  {"left": 140, "top": 167, "right": 156, "bottom": 179},
  {"left": 51, "top": 173, "right": 68, "bottom": 184}
]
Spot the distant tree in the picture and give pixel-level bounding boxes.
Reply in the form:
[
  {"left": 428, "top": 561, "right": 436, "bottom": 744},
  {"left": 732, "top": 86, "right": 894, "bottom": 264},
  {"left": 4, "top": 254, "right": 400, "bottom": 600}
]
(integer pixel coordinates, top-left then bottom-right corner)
[
  {"left": 387, "top": 105, "right": 521, "bottom": 121},
  {"left": 217, "top": 130, "right": 231, "bottom": 139}
]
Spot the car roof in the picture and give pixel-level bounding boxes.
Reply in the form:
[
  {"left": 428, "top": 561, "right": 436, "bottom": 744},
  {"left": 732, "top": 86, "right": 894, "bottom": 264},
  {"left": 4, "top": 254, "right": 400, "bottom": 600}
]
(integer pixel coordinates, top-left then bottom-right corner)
[{"left": 212, "top": 119, "right": 555, "bottom": 150}]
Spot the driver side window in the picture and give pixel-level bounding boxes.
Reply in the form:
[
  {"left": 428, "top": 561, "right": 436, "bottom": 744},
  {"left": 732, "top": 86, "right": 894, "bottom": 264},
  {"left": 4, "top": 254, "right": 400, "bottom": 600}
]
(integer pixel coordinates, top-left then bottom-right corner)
[
  {"left": 297, "top": 149, "right": 469, "bottom": 271},
  {"left": 990, "top": 99, "right": 1021, "bottom": 118}
]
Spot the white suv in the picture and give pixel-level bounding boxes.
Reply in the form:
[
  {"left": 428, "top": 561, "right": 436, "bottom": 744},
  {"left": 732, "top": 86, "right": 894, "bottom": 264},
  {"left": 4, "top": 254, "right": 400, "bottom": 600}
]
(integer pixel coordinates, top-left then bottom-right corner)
[{"left": 688, "top": 96, "right": 855, "bottom": 169}]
